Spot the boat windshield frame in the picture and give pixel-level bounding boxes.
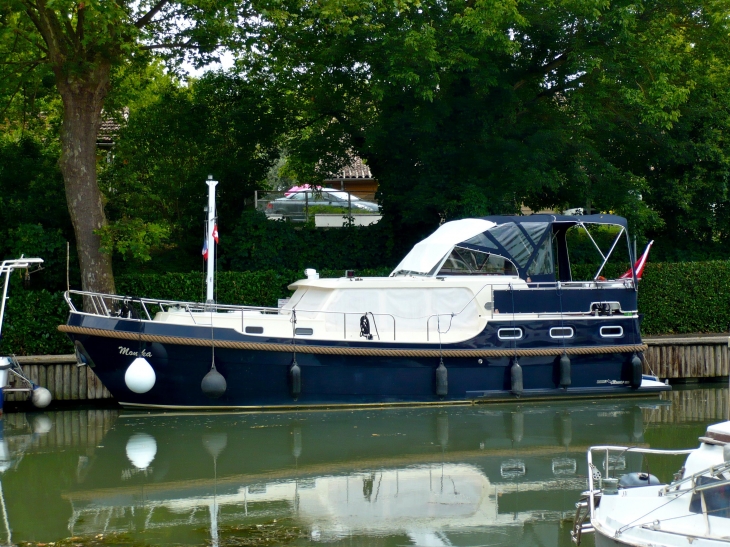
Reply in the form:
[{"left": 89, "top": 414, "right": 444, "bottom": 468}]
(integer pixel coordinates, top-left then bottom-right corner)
[{"left": 392, "top": 214, "right": 634, "bottom": 284}]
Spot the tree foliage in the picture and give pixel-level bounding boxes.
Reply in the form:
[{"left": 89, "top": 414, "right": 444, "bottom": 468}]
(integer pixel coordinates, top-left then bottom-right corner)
[
  {"left": 0, "top": 0, "right": 257, "bottom": 297},
  {"left": 100, "top": 72, "right": 287, "bottom": 272},
  {"left": 246, "top": 0, "right": 730, "bottom": 257}
]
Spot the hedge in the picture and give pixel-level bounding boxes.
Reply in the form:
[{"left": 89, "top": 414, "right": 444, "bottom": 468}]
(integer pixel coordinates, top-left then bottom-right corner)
[{"left": 2, "top": 262, "right": 728, "bottom": 355}]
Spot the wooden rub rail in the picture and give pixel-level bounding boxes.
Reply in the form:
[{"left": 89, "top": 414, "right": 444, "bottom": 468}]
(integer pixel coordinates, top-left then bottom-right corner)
[{"left": 58, "top": 325, "right": 647, "bottom": 358}]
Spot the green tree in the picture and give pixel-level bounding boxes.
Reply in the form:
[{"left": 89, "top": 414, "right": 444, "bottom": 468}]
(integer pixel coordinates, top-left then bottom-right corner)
[
  {"left": 100, "top": 72, "right": 286, "bottom": 271},
  {"left": 246, "top": 0, "right": 730, "bottom": 256},
  {"left": 1, "top": 0, "right": 252, "bottom": 297}
]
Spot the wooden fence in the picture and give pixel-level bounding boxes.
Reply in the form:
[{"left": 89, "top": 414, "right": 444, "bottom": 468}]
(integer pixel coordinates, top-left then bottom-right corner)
[
  {"left": 4, "top": 355, "right": 111, "bottom": 403},
  {"left": 644, "top": 387, "right": 729, "bottom": 425},
  {"left": 644, "top": 335, "right": 730, "bottom": 380},
  {"left": 3, "top": 409, "right": 118, "bottom": 450}
]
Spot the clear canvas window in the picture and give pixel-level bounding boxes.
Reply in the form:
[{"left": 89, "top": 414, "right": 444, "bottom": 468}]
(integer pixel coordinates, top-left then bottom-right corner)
[
  {"left": 488, "top": 223, "right": 534, "bottom": 268},
  {"left": 527, "top": 231, "right": 554, "bottom": 277},
  {"left": 437, "top": 247, "right": 517, "bottom": 276}
]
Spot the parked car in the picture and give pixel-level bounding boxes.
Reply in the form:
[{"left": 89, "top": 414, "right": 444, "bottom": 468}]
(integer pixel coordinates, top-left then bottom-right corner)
[{"left": 264, "top": 189, "right": 380, "bottom": 220}]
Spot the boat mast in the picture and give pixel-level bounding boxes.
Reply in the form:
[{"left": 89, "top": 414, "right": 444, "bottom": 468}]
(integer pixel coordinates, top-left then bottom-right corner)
[{"left": 206, "top": 175, "right": 218, "bottom": 305}]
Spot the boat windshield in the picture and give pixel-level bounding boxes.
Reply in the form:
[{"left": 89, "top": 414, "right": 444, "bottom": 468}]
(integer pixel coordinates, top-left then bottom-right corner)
[
  {"left": 391, "top": 214, "right": 632, "bottom": 283},
  {"left": 436, "top": 247, "right": 518, "bottom": 276}
]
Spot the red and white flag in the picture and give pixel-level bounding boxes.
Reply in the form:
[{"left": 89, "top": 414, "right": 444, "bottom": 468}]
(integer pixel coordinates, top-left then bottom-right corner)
[
  {"left": 212, "top": 224, "right": 219, "bottom": 244},
  {"left": 620, "top": 240, "right": 654, "bottom": 280}
]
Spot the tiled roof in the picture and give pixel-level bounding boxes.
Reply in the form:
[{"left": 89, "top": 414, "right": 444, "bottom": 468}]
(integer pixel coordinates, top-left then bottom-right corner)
[
  {"left": 97, "top": 118, "right": 120, "bottom": 144},
  {"left": 328, "top": 156, "right": 373, "bottom": 179}
]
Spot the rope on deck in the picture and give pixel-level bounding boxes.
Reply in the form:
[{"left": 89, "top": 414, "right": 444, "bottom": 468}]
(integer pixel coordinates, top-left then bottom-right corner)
[{"left": 58, "top": 325, "right": 647, "bottom": 358}]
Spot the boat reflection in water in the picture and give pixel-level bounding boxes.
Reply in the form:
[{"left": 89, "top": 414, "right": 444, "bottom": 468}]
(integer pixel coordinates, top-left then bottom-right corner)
[
  {"left": 0, "top": 390, "right": 727, "bottom": 547},
  {"left": 0, "top": 395, "right": 711, "bottom": 546}
]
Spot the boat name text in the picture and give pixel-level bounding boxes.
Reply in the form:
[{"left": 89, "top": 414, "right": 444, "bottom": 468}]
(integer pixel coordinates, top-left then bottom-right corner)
[{"left": 119, "top": 346, "right": 152, "bottom": 358}]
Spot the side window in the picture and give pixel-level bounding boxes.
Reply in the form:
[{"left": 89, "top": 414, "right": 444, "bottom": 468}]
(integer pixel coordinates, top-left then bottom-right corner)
[{"left": 527, "top": 233, "right": 554, "bottom": 277}]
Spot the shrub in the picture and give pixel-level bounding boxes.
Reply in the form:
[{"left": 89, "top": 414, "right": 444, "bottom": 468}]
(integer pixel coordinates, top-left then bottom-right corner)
[{"left": 0, "top": 289, "right": 72, "bottom": 356}]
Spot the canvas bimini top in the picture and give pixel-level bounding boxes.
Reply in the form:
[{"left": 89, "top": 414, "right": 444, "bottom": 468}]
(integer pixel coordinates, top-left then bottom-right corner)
[{"left": 391, "top": 214, "right": 631, "bottom": 283}]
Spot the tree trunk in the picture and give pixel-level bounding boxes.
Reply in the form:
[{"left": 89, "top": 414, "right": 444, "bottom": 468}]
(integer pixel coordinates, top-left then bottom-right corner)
[{"left": 56, "top": 63, "right": 116, "bottom": 302}]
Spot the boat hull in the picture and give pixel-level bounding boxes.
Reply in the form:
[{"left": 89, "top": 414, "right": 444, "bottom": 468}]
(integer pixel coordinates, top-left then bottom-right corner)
[{"left": 64, "top": 313, "right": 668, "bottom": 409}]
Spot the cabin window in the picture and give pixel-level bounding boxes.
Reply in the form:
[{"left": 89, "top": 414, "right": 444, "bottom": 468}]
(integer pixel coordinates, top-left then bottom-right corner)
[
  {"left": 463, "top": 232, "right": 499, "bottom": 251},
  {"left": 690, "top": 476, "right": 730, "bottom": 518},
  {"left": 521, "top": 222, "right": 548, "bottom": 245},
  {"left": 498, "top": 327, "right": 523, "bottom": 340},
  {"left": 488, "top": 223, "right": 534, "bottom": 268},
  {"left": 295, "top": 327, "right": 314, "bottom": 335},
  {"left": 527, "top": 231, "right": 554, "bottom": 277},
  {"left": 245, "top": 326, "right": 264, "bottom": 334},
  {"left": 600, "top": 326, "right": 623, "bottom": 338},
  {"left": 550, "top": 327, "right": 574, "bottom": 339},
  {"left": 437, "top": 247, "right": 518, "bottom": 276}
]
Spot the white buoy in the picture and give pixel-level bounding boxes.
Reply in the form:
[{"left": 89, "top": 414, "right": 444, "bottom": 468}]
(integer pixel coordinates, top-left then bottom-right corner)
[
  {"left": 31, "top": 414, "right": 52, "bottom": 434},
  {"left": 31, "top": 387, "right": 52, "bottom": 409},
  {"left": 126, "top": 433, "right": 157, "bottom": 470},
  {"left": 202, "top": 433, "right": 228, "bottom": 460},
  {"left": 124, "top": 357, "right": 156, "bottom": 393}
]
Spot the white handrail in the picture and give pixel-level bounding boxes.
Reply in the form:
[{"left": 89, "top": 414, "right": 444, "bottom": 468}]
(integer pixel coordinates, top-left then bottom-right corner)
[
  {"left": 0, "top": 258, "right": 43, "bottom": 338},
  {"left": 586, "top": 445, "right": 695, "bottom": 521}
]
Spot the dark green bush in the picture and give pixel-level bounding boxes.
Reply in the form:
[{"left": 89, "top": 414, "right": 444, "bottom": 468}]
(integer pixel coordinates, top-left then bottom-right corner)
[
  {"left": 0, "top": 289, "right": 72, "bottom": 356},
  {"left": 638, "top": 261, "right": 730, "bottom": 335},
  {"left": 116, "top": 268, "right": 393, "bottom": 306},
  {"left": 224, "top": 210, "right": 397, "bottom": 272}
]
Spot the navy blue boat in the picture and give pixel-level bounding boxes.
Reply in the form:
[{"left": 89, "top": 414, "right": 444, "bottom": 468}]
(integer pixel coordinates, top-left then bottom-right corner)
[{"left": 60, "top": 213, "right": 669, "bottom": 409}]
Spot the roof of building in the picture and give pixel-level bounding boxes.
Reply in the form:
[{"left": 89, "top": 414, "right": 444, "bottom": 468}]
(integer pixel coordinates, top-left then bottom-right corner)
[
  {"left": 326, "top": 156, "right": 373, "bottom": 179},
  {"left": 97, "top": 108, "right": 128, "bottom": 146}
]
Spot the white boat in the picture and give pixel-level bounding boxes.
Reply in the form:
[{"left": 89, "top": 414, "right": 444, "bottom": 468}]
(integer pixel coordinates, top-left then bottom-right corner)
[
  {"left": 0, "top": 258, "right": 52, "bottom": 411},
  {"left": 573, "top": 421, "right": 730, "bottom": 546},
  {"left": 59, "top": 179, "right": 669, "bottom": 409}
]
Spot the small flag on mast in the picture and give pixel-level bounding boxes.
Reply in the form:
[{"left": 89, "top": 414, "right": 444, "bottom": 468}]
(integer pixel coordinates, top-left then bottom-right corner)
[
  {"left": 620, "top": 240, "right": 654, "bottom": 280},
  {"left": 202, "top": 237, "right": 209, "bottom": 261},
  {"left": 213, "top": 224, "right": 219, "bottom": 244}
]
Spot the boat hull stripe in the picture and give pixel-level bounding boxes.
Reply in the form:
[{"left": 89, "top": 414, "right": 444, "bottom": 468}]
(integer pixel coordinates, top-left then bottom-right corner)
[{"left": 58, "top": 325, "right": 647, "bottom": 358}]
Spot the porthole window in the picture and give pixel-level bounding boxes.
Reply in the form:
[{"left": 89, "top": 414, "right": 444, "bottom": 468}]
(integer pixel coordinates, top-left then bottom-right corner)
[
  {"left": 295, "top": 327, "right": 314, "bottom": 336},
  {"left": 498, "top": 327, "right": 523, "bottom": 340},
  {"left": 600, "top": 326, "right": 624, "bottom": 338},
  {"left": 550, "top": 327, "right": 574, "bottom": 339},
  {"left": 245, "top": 326, "right": 264, "bottom": 334}
]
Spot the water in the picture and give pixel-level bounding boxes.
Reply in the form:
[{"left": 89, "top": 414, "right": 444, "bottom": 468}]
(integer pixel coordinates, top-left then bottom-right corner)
[{"left": 1, "top": 386, "right": 726, "bottom": 547}]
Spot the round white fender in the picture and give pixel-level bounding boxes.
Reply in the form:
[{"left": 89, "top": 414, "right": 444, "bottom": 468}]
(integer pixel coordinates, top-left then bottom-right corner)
[{"left": 124, "top": 357, "right": 156, "bottom": 393}]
